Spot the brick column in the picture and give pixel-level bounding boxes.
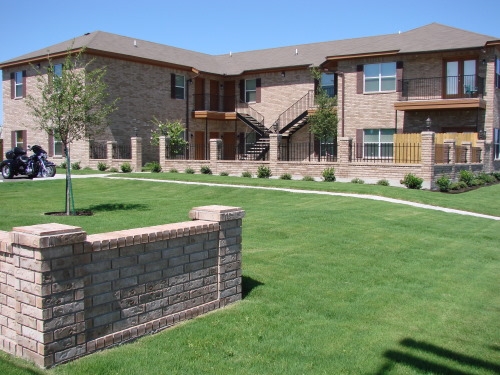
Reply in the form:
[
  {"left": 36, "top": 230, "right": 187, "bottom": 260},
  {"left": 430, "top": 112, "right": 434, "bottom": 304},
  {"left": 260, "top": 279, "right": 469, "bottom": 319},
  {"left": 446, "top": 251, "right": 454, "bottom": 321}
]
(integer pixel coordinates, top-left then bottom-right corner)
[
  {"left": 188, "top": 205, "right": 245, "bottom": 306},
  {"left": 131, "top": 137, "right": 142, "bottom": 172},
  {"left": 106, "top": 141, "right": 115, "bottom": 167},
  {"left": 337, "top": 137, "right": 352, "bottom": 164},
  {"left": 159, "top": 136, "right": 166, "bottom": 168},
  {"left": 209, "top": 139, "right": 222, "bottom": 161},
  {"left": 9, "top": 223, "right": 87, "bottom": 368},
  {"left": 420, "top": 131, "right": 435, "bottom": 189},
  {"left": 461, "top": 141, "right": 472, "bottom": 163}
]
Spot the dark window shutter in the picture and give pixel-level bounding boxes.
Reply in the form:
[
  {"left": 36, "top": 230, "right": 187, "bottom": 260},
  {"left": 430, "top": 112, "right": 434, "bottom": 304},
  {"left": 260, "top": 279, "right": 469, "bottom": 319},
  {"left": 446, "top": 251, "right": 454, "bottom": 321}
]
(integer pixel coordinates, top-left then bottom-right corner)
[
  {"left": 10, "top": 72, "right": 15, "bottom": 99},
  {"left": 396, "top": 61, "right": 403, "bottom": 92},
  {"left": 48, "top": 133, "right": 54, "bottom": 157},
  {"left": 170, "top": 73, "right": 176, "bottom": 99},
  {"left": 356, "top": 65, "right": 364, "bottom": 94},
  {"left": 11, "top": 131, "right": 16, "bottom": 148},
  {"left": 22, "top": 130, "right": 27, "bottom": 149},
  {"left": 22, "top": 70, "right": 27, "bottom": 97},
  {"left": 256, "top": 78, "right": 261, "bottom": 103},
  {"left": 239, "top": 80, "right": 245, "bottom": 102},
  {"left": 356, "top": 129, "right": 363, "bottom": 159}
]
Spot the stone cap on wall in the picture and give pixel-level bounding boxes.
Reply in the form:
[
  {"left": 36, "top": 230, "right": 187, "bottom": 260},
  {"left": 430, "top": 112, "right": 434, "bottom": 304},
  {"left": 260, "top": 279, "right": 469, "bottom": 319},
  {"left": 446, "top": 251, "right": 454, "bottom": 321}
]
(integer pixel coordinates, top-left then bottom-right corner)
[{"left": 189, "top": 205, "right": 245, "bottom": 222}]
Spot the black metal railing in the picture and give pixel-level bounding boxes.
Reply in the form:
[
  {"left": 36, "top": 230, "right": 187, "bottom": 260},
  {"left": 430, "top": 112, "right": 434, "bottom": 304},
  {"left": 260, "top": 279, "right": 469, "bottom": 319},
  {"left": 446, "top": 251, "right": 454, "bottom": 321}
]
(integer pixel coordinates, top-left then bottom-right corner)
[
  {"left": 235, "top": 101, "right": 265, "bottom": 128},
  {"left": 89, "top": 141, "right": 107, "bottom": 159},
  {"left": 112, "top": 142, "right": 131, "bottom": 159},
  {"left": 165, "top": 144, "right": 207, "bottom": 160},
  {"left": 353, "top": 143, "right": 421, "bottom": 163},
  {"left": 400, "top": 75, "right": 484, "bottom": 101},
  {"left": 193, "top": 94, "right": 236, "bottom": 112},
  {"left": 275, "top": 90, "right": 315, "bottom": 133},
  {"left": 279, "top": 142, "right": 337, "bottom": 162}
]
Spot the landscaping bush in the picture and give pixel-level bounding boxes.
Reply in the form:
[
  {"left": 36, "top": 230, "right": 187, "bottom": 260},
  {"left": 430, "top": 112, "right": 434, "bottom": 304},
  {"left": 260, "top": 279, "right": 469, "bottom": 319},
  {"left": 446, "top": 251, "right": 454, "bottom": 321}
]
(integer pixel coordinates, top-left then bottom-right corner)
[
  {"left": 376, "top": 179, "right": 390, "bottom": 186},
  {"left": 302, "top": 176, "right": 315, "bottom": 181},
  {"left": 220, "top": 171, "right": 229, "bottom": 176},
  {"left": 97, "top": 162, "right": 109, "bottom": 171},
  {"left": 476, "top": 172, "right": 496, "bottom": 184},
  {"left": 241, "top": 171, "right": 252, "bottom": 178},
  {"left": 71, "top": 161, "right": 81, "bottom": 170},
  {"left": 280, "top": 173, "right": 292, "bottom": 180},
  {"left": 400, "top": 173, "right": 423, "bottom": 189},
  {"left": 492, "top": 172, "right": 500, "bottom": 181},
  {"left": 200, "top": 165, "right": 212, "bottom": 175},
  {"left": 435, "top": 175, "right": 451, "bottom": 192},
  {"left": 458, "top": 170, "right": 474, "bottom": 186},
  {"left": 149, "top": 161, "right": 162, "bottom": 173},
  {"left": 351, "top": 178, "right": 364, "bottom": 184},
  {"left": 169, "top": 168, "right": 178, "bottom": 173},
  {"left": 322, "top": 167, "right": 336, "bottom": 182},
  {"left": 109, "top": 167, "right": 118, "bottom": 173},
  {"left": 59, "top": 161, "right": 67, "bottom": 169},
  {"left": 120, "top": 162, "right": 132, "bottom": 173},
  {"left": 257, "top": 165, "right": 272, "bottom": 178},
  {"left": 185, "top": 167, "right": 195, "bottom": 174},
  {"left": 449, "top": 181, "right": 468, "bottom": 190}
]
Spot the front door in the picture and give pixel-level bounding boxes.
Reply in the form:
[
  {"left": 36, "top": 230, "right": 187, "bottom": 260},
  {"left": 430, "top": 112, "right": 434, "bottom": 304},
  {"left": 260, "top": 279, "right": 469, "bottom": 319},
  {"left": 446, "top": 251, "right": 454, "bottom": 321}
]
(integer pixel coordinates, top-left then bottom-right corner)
[
  {"left": 194, "top": 131, "right": 205, "bottom": 160},
  {"left": 210, "top": 80, "right": 220, "bottom": 111},
  {"left": 194, "top": 78, "right": 205, "bottom": 110},
  {"left": 224, "top": 81, "right": 235, "bottom": 112},
  {"left": 223, "top": 132, "right": 236, "bottom": 160},
  {"left": 445, "top": 59, "right": 476, "bottom": 98}
]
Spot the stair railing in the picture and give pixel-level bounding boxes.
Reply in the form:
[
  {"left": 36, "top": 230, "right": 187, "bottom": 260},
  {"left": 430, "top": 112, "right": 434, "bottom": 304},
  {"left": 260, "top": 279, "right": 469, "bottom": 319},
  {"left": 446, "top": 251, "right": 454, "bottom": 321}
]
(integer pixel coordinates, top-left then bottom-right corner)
[
  {"left": 235, "top": 100, "right": 265, "bottom": 128},
  {"left": 274, "top": 90, "right": 315, "bottom": 133}
]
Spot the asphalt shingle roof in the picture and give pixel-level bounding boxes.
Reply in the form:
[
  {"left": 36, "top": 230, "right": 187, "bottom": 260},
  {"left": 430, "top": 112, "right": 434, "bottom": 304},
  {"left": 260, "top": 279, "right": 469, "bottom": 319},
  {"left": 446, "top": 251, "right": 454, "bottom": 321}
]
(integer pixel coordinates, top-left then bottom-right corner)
[{"left": 1, "top": 23, "right": 498, "bottom": 75}]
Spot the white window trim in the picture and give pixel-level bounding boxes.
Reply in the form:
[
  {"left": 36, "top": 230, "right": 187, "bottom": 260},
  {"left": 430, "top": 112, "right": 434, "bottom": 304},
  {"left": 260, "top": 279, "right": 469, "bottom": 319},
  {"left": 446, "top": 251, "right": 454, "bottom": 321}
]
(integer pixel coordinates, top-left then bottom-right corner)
[
  {"left": 494, "top": 128, "right": 500, "bottom": 160},
  {"left": 363, "top": 129, "right": 395, "bottom": 159},
  {"left": 245, "top": 79, "right": 256, "bottom": 103},
  {"left": 364, "top": 63, "right": 396, "bottom": 93},
  {"left": 175, "top": 75, "right": 185, "bottom": 100},
  {"left": 14, "top": 71, "right": 23, "bottom": 98}
]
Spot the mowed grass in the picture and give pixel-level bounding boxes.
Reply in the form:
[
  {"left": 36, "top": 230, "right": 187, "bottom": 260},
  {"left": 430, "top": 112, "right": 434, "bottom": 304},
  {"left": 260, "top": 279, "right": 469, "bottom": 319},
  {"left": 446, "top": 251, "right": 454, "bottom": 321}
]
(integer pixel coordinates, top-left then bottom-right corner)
[{"left": 0, "top": 177, "right": 499, "bottom": 374}]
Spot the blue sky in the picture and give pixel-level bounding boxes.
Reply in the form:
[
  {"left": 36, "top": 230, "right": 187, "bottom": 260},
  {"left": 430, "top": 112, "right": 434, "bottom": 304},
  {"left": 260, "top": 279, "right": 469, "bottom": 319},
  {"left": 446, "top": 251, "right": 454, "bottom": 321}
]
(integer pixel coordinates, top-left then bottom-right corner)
[{"left": 1, "top": 0, "right": 499, "bottom": 126}]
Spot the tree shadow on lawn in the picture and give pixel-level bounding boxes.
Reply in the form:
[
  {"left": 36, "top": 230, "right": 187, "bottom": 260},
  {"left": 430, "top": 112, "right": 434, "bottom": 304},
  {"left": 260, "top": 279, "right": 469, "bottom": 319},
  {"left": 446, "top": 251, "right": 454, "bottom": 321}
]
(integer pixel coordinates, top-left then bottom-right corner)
[
  {"left": 374, "top": 338, "right": 500, "bottom": 374},
  {"left": 242, "top": 275, "right": 264, "bottom": 299},
  {"left": 83, "top": 203, "right": 149, "bottom": 213}
]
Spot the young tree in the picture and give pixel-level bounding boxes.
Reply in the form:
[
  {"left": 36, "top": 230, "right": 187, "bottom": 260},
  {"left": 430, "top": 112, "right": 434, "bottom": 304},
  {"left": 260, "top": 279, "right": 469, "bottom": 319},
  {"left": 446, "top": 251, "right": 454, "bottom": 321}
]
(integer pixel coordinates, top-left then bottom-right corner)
[
  {"left": 26, "top": 48, "right": 118, "bottom": 215},
  {"left": 308, "top": 68, "right": 338, "bottom": 147},
  {"left": 150, "top": 117, "right": 188, "bottom": 156}
]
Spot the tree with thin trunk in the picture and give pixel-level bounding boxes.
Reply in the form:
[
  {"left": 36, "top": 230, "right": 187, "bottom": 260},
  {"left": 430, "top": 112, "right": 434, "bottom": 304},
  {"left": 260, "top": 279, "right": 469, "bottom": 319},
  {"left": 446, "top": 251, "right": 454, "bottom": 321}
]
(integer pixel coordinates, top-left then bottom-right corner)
[{"left": 26, "top": 47, "right": 118, "bottom": 215}]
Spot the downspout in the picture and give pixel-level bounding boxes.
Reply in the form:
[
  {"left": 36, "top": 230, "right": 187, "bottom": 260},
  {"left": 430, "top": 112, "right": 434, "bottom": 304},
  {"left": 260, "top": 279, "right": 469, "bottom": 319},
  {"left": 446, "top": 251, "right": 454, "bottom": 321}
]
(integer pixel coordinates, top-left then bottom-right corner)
[{"left": 335, "top": 71, "right": 345, "bottom": 137}]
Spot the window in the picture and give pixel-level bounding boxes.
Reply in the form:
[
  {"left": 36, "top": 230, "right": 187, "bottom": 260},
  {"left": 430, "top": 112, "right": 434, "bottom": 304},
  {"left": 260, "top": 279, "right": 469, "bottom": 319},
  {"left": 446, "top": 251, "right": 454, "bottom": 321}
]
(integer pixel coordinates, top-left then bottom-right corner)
[
  {"left": 321, "top": 73, "right": 335, "bottom": 97},
  {"left": 14, "top": 71, "right": 24, "bottom": 98},
  {"left": 319, "top": 136, "right": 336, "bottom": 158},
  {"left": 14, "top": 130, "right": 25, "bottom": 148},
  {"left": 245, "top": 79, "right": 256, "bottom": 102},
  {"left": 364, "top": 63, "right": 396, "bottom": 93},
  {"left": 363, "top": 129, "right": 395, "bottom": 158},
  {"left": 53, "top": 63, "right": 63, "bottom": 77},
  {"left": 496, "top": 57, "right": 500, "bottom": 89},
  {"left": 170, "top": 74, "right": 185, "bottom": 99},
  {"left": 494, "top": 128, "right": 500, "bottom": 160},
  {"left": 54, "top": 134, "right": 63, "bottom": 156},
  {"left": 445, "top": 59, "right": 476, "bottom": 97}
]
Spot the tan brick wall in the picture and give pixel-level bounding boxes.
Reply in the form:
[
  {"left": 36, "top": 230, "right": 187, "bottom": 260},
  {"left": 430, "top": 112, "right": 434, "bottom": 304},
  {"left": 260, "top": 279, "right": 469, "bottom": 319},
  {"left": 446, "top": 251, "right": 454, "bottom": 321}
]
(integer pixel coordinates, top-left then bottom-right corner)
[{"left": 0, "top": 206, "right": 244, "bottom": 368}]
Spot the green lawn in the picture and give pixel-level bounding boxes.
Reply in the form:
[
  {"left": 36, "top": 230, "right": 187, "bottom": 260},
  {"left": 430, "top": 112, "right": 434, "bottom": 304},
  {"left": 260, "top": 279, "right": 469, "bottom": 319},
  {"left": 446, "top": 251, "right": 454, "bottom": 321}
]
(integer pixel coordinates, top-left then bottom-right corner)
[{"left": 0, "top": 176, "right": 498, "bottom": 374}]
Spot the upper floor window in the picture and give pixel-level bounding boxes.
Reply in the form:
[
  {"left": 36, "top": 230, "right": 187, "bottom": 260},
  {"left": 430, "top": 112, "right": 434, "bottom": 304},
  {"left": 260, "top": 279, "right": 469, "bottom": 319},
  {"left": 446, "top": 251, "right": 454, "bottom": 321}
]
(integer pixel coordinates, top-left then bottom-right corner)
[
  {"left": 170, "top": 74, "right": 185, "bottom": 99},
  {"left": 496, "top": 57, "right": 500, "bottom": 89},
  {"left": 11, "top": 71, "right": 26, "bottom": 98},
  {"left": 364, "top": 62, "right": 396, "bottom": 93},
  {"left": 53, "top": 63, "right": 63, "bottom": 77},
  {"left": 245, "top": 79, "right": 256, "bottom": 102},
  {"left": 445, "top": 59, "right": 476, "bottom": 97},
  {"left": 494, "top": 128, "right": 500, "bottom": 160},
  {"left": 321, "top": 73, "right": 335, "bottom": 98}
]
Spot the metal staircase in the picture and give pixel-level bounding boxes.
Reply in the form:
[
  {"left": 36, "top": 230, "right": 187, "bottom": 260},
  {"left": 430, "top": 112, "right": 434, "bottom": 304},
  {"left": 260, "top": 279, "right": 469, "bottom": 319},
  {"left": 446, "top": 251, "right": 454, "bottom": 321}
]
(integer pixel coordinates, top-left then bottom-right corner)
[{"left": 275, "top": 90, "right": 315, "bottom": 138}]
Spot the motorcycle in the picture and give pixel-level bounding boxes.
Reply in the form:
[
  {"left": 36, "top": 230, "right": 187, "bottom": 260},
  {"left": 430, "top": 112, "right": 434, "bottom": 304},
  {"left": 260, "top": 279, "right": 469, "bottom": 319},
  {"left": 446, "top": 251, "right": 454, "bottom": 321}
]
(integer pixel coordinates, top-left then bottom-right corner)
[{"left": 1, "top": 144, "right": 56, "bottom": 179}]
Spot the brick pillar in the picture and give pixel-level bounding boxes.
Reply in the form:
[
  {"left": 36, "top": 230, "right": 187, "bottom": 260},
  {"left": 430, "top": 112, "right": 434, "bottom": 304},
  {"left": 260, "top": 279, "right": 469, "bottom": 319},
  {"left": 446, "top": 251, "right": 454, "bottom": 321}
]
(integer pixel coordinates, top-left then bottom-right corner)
[
  {"left": 420, "top": 131, "right": 435, "bottom": 189},
  {"left": 269, "top": 134, "right": 281, "bottom": 176},
  {"left": 9, "top": 223, "right": 87, "bottom": 367},
  {"left": 188, "top": 205, "right": 245, "bottom": 306},
  {"left": 338, "top": 137, "right": 352, "bottom": 164},
  {"left": 159, "top": 136, "right": 166, "bottom": 169},
  {"left": 476, "top": 140, "right": 490, "bottom": 172},
  {"left": 131, "top": 137, "right": 142, "bottom": 172},
  {"left": 443, "top": 139, "right": 456, "bottom": 180},
  {"left": 462, "top": 141, "right": 472, "bottom": 163},
  {"left": 209, "top": 139, "right": 222, "bottom": 161},
  {"left": 106, "top": 141, "right": 115, "bottom": 167}
]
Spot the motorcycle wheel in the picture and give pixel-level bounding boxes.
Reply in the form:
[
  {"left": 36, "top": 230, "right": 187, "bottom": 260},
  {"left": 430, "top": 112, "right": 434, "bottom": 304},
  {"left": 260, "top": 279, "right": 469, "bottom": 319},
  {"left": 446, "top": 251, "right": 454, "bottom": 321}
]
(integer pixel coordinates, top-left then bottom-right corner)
[
  {"left": 1, "top": 164, "right": 14, "bottom": 179},
  {"left": 42, "top": 165, "right": 56, "bottom": 178}
]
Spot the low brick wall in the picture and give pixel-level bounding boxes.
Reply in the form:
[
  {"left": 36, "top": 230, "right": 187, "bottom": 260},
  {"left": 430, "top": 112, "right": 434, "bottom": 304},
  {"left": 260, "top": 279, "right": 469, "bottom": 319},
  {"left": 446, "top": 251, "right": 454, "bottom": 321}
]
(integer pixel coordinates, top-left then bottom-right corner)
[{"left": 0, "top": 205, "right": 244, "bottom": 368}]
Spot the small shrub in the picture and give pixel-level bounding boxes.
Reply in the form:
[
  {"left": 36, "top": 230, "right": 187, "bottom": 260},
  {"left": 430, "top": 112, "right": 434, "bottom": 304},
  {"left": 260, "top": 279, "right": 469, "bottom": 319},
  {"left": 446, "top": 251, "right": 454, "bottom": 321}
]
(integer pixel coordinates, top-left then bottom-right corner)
[
  {"left": 470, "top": 178, "right": 484, "bottom": 186},
  {"left": 302, "top": 176, "right": 315, "bottom": 181},
  {"left": 377, "top": 179, "right": 390, "bottom": 186},
  {"left": 59, "top": 161, "right": 67, "bottom": 169},
  {"left": 476, "top": 172, "right": 496, "bottom": 184},
  {"left": 458, "top": 170, "right": 474, "bottom": 186},
  {"left": 120, "top": 162, "right": 132, "bottom": 173},
  {"left": 185, "top": 167, "right": 195, "bottom": 174},
  {"left": 109, "top": 167, "right": 119, "bottom": 173},
  {"left": 449, "top": 181, "right": 468, "bottom": 190},
  {"left": 400, "top": 173, "right": 423, "bottom": 189},
  {"left": 280, "top": 173, "right": 292, "bottom": 180},
  {"left": 97, "top": 162, "right": 109, "bottom": 171},
  {"left": 492, "top": 172, "right": 500, "bottom": 181},
  {"left": 169, "top": 168, "right": 178, "bottom": 173},
  {"left": 149, "top": 161, "right": 162, "bottom": 173},
  {"left": 435, "top": 175, "right": 451, "bottom": 192},
  {"left": 241, "top": 171, "right": 252, "bottom": 178},
  {"left": 322, "top": 167, "right": 336, "bottom": 182},
  {"left": 257, "top": 165, "right": 272, "bottom": 178},
  {"left": 200, "top": 165, "right": 212, "bottom": 175},
  {"left": 351, "top": 178, "right": 364, "bottom": 184},
  {"left": 220, "top": 171, "right": 229, "bottom": 176},
  {"left": 71, "top": 161, "right": 81, "bottom": 170}
]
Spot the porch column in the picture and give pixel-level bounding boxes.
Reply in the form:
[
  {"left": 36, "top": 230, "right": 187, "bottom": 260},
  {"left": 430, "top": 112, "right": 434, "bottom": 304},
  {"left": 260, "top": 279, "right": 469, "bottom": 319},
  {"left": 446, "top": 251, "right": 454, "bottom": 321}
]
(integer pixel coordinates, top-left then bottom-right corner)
[
  {"left": 444, "top": 139, "right": 456, "bottom": 181},
  {"left": 476, "top": 140, "right": 490, "bottom": 172},
  {"left": 462, "top": 142, "right": 472, "bottom": 163},
  {"left": 131, "top": 137, "right": 142, "bottom": 172},
  {"left": 420, "top": 131, "right": 435, "bottom": 190}
]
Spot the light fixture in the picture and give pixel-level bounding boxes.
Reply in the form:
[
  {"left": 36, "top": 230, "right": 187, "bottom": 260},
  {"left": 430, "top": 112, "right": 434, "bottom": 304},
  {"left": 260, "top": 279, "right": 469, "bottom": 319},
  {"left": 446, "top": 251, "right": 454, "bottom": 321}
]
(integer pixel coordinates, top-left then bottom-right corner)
[
  {"left": 482, "top": 59, "right": 487, "bottom": 65},
  {"left": 281, "top": 71, "right": 285, "bottom": 78},
  {"left": 425, "top": 116, "right": 432, "bottom": 131}
]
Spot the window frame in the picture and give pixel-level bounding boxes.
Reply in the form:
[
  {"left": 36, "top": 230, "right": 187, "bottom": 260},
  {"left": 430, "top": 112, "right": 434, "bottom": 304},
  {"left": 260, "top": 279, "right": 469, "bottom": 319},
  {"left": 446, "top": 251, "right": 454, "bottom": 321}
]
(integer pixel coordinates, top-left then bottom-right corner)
[
  {"left": 245, "top": 79, "right": 257, "bottom": 103},
  {"left": 494, "top": 128, "right": 500, "bottom": 160},
  {"left": 14, "top": 71, "right": 24, "bottom": 98},
  {"left": 363, "top": 62, "right": 397, "bottom": 93},
  {"left": 363, "top": 129, "right": 395, "bottom": 159},
  {"left": 495, "top": 56, "right": 500, "bottom": 89},
  {"left": 174, "top": 74, "right": 185, "bottom": 100},
  {"left": 320, "top": 72, "right": 336, "bottom": 98}
]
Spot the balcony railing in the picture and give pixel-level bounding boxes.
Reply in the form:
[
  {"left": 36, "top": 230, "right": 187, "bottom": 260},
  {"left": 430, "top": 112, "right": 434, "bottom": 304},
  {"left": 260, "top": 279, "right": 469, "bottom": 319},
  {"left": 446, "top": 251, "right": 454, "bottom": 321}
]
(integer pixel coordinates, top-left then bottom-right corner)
[
  {"left": 400, "top": 75, "right": 484, "bottom": 101},
  {"left": 193, "top": 94, "right": 236, "bottom": 112}
]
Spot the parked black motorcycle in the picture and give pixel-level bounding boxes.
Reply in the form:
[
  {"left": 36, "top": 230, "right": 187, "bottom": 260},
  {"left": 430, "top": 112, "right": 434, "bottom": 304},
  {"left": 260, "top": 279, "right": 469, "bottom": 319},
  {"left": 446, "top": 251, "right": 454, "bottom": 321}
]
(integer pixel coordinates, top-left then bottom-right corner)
[{"left": 1, "top": 145, "right": 56, "bottom": 179}]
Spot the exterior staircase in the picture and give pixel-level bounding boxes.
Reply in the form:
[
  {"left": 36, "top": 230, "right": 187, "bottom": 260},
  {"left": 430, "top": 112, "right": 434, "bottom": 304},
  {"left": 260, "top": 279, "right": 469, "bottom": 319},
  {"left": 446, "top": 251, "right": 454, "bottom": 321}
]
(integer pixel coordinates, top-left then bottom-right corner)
[
  {"left": 239, "top": 138, "right": 270, "bottom": 160},
  {"left": 275, "top": 90, "right": 315, "bottom": 138}
]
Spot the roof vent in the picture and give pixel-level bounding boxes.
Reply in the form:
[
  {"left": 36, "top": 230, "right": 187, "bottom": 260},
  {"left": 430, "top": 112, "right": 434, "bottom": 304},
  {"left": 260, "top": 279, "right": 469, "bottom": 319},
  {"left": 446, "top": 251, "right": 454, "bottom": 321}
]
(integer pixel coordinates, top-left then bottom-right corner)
[
  {"left": 230, "top": 51, "right": 232, "bottom": 57},
  {"left": 84, "top": 32, "right": 90, "bottom": 36},
  {"left": 134, "top": 40, "right": 137, "bottom": 47},
  {"left": 295, "top": 48, "right": 298, "bottom": 55}
]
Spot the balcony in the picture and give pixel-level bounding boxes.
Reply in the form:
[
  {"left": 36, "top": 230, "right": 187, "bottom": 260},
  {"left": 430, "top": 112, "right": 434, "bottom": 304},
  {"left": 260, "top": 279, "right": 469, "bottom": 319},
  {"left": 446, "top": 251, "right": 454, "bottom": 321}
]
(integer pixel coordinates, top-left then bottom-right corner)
[
  {"left": 395, "top": 75, "right": 486, "bottom": 111},
  {"left": 192, "top": 94, "right": 236, "bottom": 120}
]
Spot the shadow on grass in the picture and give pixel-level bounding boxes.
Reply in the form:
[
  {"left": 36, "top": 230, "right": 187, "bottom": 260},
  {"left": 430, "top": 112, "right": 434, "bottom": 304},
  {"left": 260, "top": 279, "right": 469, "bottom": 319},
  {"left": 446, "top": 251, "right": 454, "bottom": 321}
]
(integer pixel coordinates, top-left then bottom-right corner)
[
  {"left": 0, "top": 354, "right": 45, "bottom": 375},
  {"left": 83, "top": 203, "right": 149, "bottom": 212},
  {"left": 374, "top": 338, "right": 500, "bottom": 374},
  {"left": 242, "top": 275, "right": 264, "bottom": 299}
]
